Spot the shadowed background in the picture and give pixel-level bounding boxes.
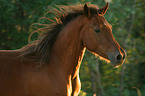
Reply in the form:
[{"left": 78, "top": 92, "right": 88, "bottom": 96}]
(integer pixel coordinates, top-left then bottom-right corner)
[{"left": 0, "top": 0, "right": 145, "bottom": 96}]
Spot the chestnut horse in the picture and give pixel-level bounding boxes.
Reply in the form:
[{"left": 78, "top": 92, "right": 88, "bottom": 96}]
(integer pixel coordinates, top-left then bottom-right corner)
[{"left": 0, "top": 3, "right": 126, "bottom": 96}]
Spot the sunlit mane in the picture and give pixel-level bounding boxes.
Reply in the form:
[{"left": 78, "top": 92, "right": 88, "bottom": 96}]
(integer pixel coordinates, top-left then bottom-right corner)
[{"left": 20, "top": 4, "right": 99, "bottom": 64}]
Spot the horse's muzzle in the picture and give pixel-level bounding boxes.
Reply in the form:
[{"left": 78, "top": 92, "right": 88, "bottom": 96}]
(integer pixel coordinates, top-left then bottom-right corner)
[{"left": 107, "top": 47, "right": 126, "bottom": 68}]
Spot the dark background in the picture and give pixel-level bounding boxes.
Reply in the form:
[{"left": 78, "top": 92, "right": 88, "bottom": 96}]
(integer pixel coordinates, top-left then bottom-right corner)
[{"left": 0, "top": 0, "right": 145, "bottom": 96}]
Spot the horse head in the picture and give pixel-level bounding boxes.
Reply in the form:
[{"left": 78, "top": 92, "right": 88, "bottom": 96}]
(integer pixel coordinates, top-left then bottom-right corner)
[{"left": 81, "top": 3, "right": 126, "bottom": 67}]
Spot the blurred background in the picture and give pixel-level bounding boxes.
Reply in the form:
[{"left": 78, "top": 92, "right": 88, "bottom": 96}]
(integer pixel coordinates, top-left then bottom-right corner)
[{"left": 0, "top": 0, "right": 145, "bottom": 96}]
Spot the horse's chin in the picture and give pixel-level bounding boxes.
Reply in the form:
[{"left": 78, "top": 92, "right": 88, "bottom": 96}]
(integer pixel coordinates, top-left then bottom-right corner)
[
  {"left": 110, "top": 59, "right": 124, "bottom": 68},
  {"left": 99, "top": 57, "right": 123, "bottom": 68}
]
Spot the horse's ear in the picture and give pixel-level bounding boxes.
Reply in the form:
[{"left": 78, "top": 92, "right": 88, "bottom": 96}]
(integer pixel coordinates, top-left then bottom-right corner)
[
  {"left": 84, "top": 4, "right": 90, "bottom": 17},
  {"left": 98, "top": 2, "right": 109, "bottom": 16}
]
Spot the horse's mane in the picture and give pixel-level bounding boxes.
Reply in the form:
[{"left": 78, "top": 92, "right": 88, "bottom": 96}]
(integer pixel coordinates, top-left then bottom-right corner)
[{"left": 20, "top": 4, "right": 99, "bottom": 64}]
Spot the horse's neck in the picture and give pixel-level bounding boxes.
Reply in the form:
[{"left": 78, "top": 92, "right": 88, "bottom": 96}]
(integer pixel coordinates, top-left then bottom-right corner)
[{"left": 50, "top": 17, "right": 85, "bottom": 78}]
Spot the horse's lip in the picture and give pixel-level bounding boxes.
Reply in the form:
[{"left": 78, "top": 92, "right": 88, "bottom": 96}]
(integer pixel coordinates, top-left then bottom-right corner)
[{"left": 111, "top": 61, "right": 124, "bottom": 68}]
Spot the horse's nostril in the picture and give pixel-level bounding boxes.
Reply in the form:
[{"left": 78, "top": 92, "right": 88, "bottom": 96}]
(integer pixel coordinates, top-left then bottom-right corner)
[
  {"left": 123, "top": 54, "right": 126, "bottom": 60},
  {"left": 117, "top": 54, "right": 122, "bottom": 61}
]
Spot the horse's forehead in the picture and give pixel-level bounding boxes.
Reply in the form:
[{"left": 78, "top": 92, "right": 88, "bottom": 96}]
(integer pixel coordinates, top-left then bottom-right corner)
[
  {"left": 92, "top": 16, "right": 106, "bottom": 24},
  {"left": 99, "top": 17, "right": 107, "bottom": 24},
  {"left": 98, "top": 16, "right": 111, "bottom": 27}
]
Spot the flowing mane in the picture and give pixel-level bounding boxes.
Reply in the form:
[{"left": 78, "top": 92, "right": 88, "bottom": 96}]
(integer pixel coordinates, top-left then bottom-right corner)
[{"left": 20, "top": 4, "right": 99, "bottom": 64}]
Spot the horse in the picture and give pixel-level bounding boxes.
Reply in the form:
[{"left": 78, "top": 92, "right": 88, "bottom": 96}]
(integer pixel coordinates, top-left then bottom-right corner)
[{"left": 0, "top": 2, "right": 126, "bottom": 96}]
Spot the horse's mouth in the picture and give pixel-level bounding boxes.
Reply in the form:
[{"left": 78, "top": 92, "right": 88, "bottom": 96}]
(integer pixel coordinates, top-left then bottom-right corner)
[
  {"left": 109, "top": 58, "right": 125, "bottom": 68},
  {"left": 107, "top": 52, "right": 125, "bottom": 68}
]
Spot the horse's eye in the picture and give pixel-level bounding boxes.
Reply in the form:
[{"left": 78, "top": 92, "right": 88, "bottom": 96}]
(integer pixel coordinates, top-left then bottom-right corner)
[{"left": 95, "top": 28, "right": 101, "bottom": 33}]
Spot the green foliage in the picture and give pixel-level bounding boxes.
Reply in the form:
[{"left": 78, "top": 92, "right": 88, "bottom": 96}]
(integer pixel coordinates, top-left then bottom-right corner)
[{"left": 0, "top": 0, "right": 145, "bottom": 96}]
